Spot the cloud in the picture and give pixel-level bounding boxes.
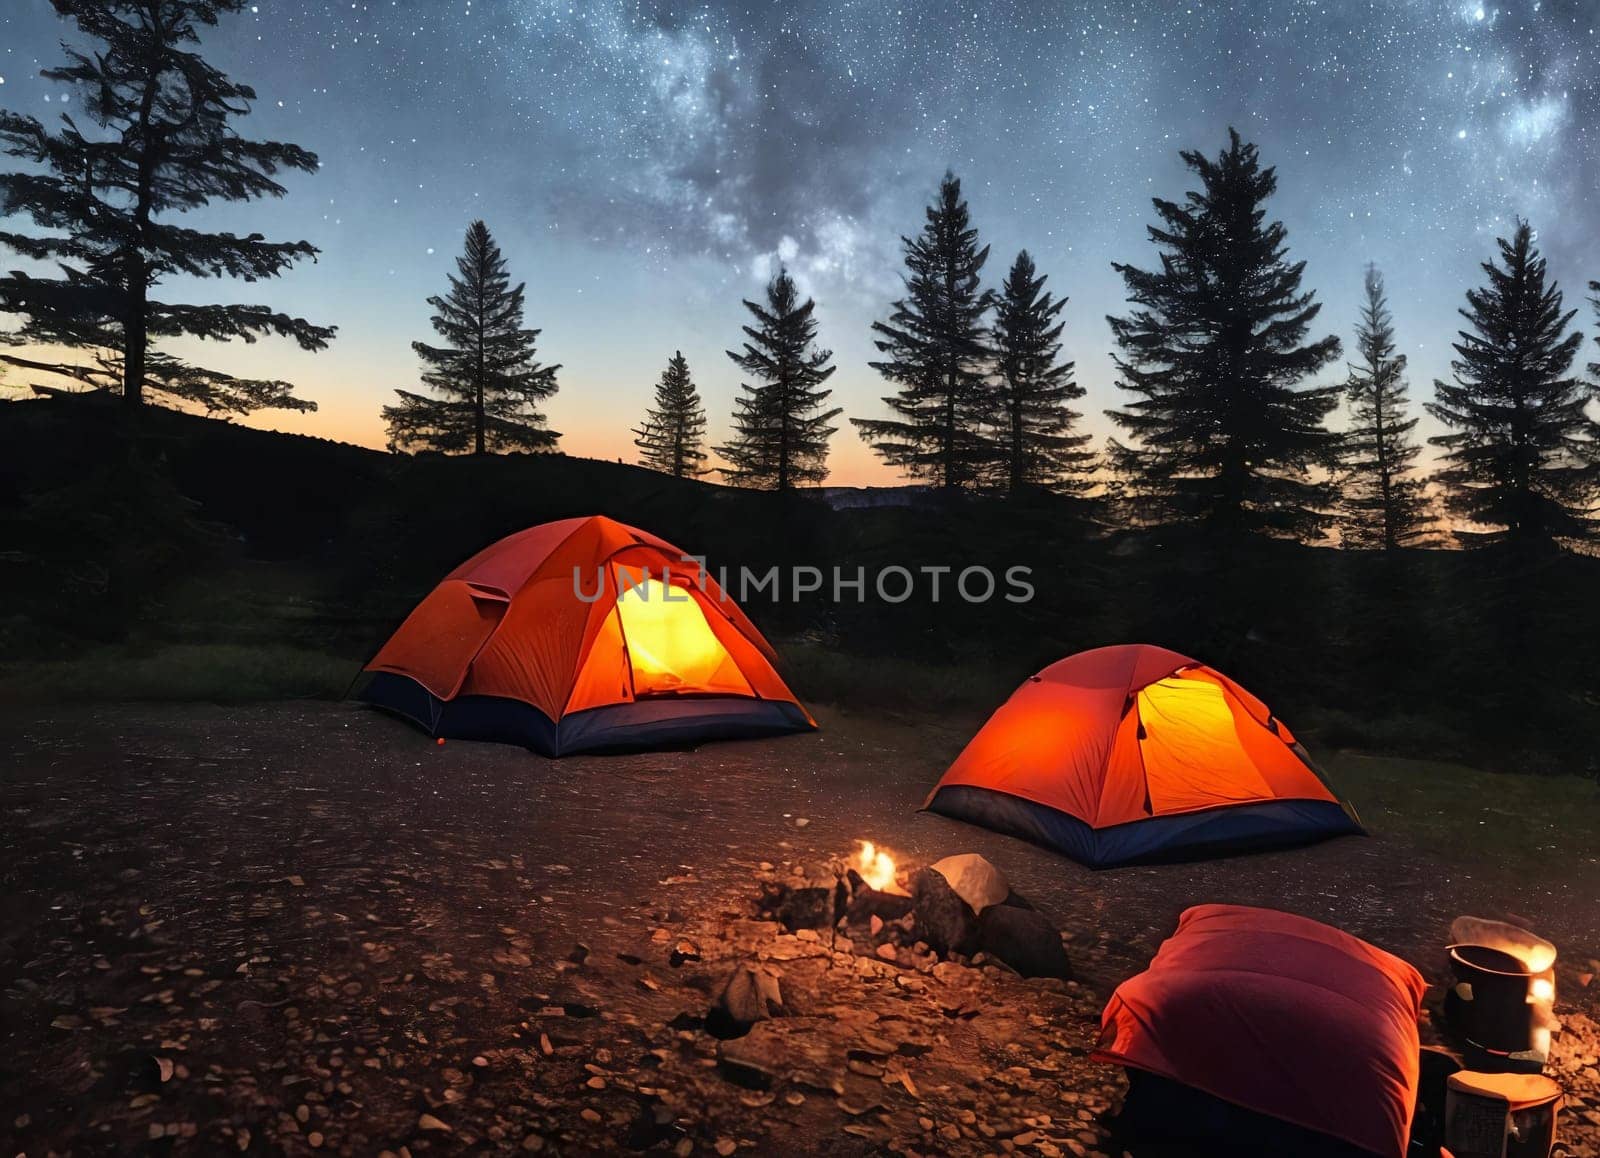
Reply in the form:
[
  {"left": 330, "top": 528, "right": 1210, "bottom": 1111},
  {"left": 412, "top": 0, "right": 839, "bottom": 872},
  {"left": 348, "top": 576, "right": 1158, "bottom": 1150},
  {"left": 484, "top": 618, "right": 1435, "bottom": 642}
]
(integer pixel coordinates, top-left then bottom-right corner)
[
  {"left": 749, "top": 215, "right": 900, "bottom": 303},
  {"left": 1502, "top": 94, "right": 1568, "bottom": 149},
  {"left": 499, "top": 0, "right": 912, "bottom": 300}
]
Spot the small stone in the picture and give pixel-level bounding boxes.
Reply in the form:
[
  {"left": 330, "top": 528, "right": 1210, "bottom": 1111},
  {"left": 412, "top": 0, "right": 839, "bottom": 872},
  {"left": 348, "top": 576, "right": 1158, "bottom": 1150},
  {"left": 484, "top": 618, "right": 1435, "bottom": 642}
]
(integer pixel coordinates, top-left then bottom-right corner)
[
  {"left": 307, "top": 1132, "right": 324, "bottom": 1149},
  {"left": 708, "top": 964, "right": 783, "bottom": 1036},
  {"left": 418, "top": 1113, "right": 451, "bottom": 1133},
  {"left": 793, "top": 817, "right": 810, "bottom": 828},
  {"left": 929, "top": 854, "right": 1011, "bottom": 914},
  {"left": 581, "top": 1108, "right": 602, "bottom": 1124},
  {"left": 671, "top": 940, "right": 702, "bottom": 966},
  {"left": 845, "top": 884, "right": 915, "bottom": 926},
  {"left": 910, "top": 867, "right": 979, "bottom": 956},
  {"left": 719, "top": 1020, "right": 839, "bottom": 1093},
  {"left": 586, "top": 1076, "right": 606, "bottom": 1090},
  {"left": 976, "top": 905, "right": 1072, "bottom": 980},
  {"left": 772, "top": 884, "right": 838, "bottom": 932},
  {"left": 715, "top": 1138, "right": 738, "bottom": 1155},
  {"left": 522, "top": 1135, "right": 545, "bottom": 1152}
]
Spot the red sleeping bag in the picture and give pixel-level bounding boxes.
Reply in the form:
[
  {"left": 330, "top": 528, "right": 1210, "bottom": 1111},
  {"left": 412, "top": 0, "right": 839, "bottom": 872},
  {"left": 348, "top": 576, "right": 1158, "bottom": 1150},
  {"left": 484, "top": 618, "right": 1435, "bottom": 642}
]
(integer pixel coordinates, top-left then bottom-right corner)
[{"left": 1094, "top": 904, "right": 1426, "bottom": 1158}]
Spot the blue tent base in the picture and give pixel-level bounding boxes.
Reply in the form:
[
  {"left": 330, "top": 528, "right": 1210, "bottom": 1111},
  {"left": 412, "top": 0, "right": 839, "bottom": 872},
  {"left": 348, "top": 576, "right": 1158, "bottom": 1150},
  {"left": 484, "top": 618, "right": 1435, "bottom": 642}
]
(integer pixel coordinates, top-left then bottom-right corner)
[
  {"left": 924, "top": 784, "right": 1364, "bottom": 869},
  {"left": 355, "top": 671, "right": 814, "bottom": 757}
]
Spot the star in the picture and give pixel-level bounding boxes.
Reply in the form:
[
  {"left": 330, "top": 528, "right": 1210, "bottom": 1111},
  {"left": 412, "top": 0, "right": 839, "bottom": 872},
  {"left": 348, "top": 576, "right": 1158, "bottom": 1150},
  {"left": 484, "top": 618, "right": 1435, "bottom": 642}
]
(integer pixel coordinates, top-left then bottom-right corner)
[{"left": 3, "top": 0, "right": 1597, "bottom": 480}]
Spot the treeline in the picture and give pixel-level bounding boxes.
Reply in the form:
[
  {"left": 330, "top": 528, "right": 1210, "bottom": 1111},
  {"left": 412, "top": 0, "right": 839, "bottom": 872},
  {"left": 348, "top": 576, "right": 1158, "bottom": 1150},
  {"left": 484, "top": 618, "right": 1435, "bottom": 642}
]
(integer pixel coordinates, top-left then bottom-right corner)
[
  {"left": 6, "top": 394, "right": 1598, "bottom": 777},
  {"left": 613, "top": 139, "right": 1598, "bottom": 559},
  {"left": 3, "top": 3, "right": 1599, "bottom": 559}
]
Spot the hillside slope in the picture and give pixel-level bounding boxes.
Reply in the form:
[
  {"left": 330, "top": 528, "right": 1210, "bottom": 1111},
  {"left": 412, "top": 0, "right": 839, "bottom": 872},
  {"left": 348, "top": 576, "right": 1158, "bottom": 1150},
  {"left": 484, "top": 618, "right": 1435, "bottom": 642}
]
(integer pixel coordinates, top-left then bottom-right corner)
[{"left": 2, "top": 396, "right": 1597, "bottom": 776}]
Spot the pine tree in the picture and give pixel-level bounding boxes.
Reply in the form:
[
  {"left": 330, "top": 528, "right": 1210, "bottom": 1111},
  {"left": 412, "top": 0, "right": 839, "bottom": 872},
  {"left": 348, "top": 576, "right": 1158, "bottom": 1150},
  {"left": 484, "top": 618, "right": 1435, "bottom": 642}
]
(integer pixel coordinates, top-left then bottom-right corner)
[
  {"left": 0, "top": 0, "right": 334, "bottom": 413},
  {"left": 716, "top": 267, "right": 840, "bottom": 491},
  {"left": 854, "top": 172, "right": 995, "bottom": 492},
  {"left": 1106, "top": 129, "right": 1342, "bottom": 539},
  {"left": 633, "top": 351, "right": 708, "bottom": 478},
  {"left": 1587, "top": 276, "right": 1600, "bottom": 375},
  {"left": 1589, "top": 278, "right": 1600, "bottom": 418},
  {"left": 1340, "top": 264, "right": 1427, "bottom": 550},
  {"left": 383, "top": 221, "right": 560, "bottom": 455},
  {"left": 1428, "top": 220, "right": 1599, "bottom": 549},
  {"left": 989, "top": 250, "right": 1095, "bottom": 495}
]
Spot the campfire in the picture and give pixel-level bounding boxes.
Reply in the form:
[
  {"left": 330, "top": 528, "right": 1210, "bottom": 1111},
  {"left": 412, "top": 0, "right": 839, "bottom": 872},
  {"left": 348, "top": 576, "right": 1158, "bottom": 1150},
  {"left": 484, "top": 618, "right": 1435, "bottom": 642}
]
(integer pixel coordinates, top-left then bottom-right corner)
[
  {"left": 747, "top": 842, "right": 1071, "bottom": 1013},
  {"left": 852, "top": 839, "right": 906, "bottom": 896}
]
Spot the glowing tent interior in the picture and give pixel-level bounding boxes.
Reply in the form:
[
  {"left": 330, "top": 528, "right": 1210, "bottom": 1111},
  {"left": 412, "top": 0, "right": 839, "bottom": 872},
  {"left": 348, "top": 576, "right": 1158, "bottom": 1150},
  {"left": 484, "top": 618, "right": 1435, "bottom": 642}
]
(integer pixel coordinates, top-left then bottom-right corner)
[
  {"left": 354, "top": 515, "right": 814, "bottom": 755},
  {"left": 923, "top": 644, "right": 1363, "bottom": 867}
]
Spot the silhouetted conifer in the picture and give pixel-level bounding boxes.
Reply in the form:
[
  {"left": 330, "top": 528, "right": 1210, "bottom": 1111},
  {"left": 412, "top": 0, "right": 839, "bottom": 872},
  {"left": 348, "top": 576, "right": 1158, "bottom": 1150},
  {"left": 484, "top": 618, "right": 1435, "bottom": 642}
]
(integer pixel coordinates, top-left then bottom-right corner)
[
  {"left": 716, "top": 267, "right": 840, "bottom": 491},
  {"left": 1428, "top": 221, "right": 1598, "bottom": 550},
  {"left": 855, "top": 173, "right": 995, "bottom": 492},
  {"left": 0, "top": 0, "right": 333, "bottom": 412},
  {"left": 633, "top": 351, "right": 708, "bottom": 478},
  {"left": 1340, "top": 265, "right": 1427, "bottom": 550},
  {"left": 989, "top": 250, "right": 1094, "bottom": 495},
  {"left": 1107, "top": 129, "right": 1341, "bottom": 539},
  {"left": 383, "top": 221, "right": 560, "bottom": 455}
]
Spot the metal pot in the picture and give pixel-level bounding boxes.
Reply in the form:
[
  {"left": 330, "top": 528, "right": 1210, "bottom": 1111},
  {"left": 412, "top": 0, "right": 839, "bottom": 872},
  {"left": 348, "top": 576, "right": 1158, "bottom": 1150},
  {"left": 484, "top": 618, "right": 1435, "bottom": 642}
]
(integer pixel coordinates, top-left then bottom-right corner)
[{"left": 1445, "top": 944, "right": 1537, "bottom": 1059}]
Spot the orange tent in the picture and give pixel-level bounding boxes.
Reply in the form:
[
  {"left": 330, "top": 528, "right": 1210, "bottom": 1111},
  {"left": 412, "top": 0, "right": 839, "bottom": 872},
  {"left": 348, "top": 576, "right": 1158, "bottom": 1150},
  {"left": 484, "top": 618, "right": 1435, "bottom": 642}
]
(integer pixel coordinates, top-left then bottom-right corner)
[
  {"left": 355, "top": 515, "right": 814, "bottom": 755},
  {"left": 924, "top": 644, "right": 1362, "bottom": 866}
]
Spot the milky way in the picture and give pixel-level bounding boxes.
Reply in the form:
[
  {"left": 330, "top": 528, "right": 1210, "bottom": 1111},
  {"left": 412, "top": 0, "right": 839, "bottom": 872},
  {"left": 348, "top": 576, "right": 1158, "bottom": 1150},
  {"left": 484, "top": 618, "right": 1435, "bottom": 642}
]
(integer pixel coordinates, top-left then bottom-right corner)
[{"left": 3, "top": 1, "right": 1598, "bottom": 480}]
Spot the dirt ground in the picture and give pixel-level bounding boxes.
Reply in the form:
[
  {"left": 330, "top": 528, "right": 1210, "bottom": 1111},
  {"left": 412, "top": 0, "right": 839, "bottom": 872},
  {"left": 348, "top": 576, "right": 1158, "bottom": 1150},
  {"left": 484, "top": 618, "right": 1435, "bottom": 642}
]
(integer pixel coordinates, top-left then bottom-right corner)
[{"left": 2, "top": 701, "right": 1599, "bottom": 1157}]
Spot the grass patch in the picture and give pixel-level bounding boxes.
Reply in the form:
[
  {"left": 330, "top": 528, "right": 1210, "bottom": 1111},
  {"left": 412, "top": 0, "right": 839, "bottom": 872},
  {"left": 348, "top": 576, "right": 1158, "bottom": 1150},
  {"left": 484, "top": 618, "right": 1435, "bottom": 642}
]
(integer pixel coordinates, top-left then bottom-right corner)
[
  {"left": 778, "top": 641, "right": 1015, "bottom": 720},
  {"left": 1323, "top": 750, "right": 1600, "bottom": 868},
  {"left": 11, "top": 640, "right": 1600, "bottom": 878},
  {"left": 0, "top": 643, "right": 356, "bottom": 703}
]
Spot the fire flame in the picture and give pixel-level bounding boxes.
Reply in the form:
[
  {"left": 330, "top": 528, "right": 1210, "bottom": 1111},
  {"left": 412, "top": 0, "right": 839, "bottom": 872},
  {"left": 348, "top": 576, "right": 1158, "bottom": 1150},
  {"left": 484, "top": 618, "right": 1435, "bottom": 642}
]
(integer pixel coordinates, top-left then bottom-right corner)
[{"left": 854, "top": 840, "right": 906, "bottom": 895}]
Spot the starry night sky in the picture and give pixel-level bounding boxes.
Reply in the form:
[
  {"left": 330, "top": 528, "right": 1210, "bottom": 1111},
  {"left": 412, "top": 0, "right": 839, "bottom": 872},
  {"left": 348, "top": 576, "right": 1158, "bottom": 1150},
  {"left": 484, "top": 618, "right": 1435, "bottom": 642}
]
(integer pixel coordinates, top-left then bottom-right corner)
[{"left": 3, "top": 0, "right": 1598, "bottom": 483}]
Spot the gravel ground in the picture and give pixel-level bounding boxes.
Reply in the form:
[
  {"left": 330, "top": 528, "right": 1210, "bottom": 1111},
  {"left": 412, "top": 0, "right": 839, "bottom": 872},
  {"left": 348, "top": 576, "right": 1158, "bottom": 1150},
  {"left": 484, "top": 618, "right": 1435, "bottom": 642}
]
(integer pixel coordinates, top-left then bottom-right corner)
[{"left": 2, "top": 701, "right": 1598, "bottom": 1156}]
